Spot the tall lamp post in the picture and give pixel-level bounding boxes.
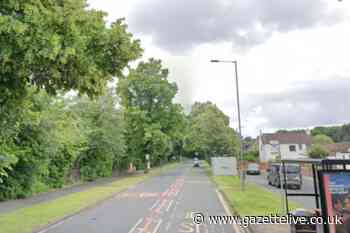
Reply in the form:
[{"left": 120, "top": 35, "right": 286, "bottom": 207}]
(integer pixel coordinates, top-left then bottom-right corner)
[{"left": 210, "top": 59, "right": 245, "bottom": 191}]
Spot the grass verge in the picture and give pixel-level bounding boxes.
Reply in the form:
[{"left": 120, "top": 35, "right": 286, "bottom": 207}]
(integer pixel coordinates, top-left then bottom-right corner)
[
  {"left": 203, "top": 162, "right": 301, "bottom": 216},
  {"left": 0, "top": 162, "right": 179, "bottom": 233}
]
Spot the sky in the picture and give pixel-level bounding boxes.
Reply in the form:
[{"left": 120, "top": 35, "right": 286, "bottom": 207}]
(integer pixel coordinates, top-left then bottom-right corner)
[{"left": 88, "top": 0, "right": 350, "bottom": 137}]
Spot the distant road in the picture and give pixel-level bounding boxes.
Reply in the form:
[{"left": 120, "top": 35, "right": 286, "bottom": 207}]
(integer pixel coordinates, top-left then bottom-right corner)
[
  {"left": 246, "top": 173, "right": 317, "bottom": 210},
  {"left": 38, "top": 162, "right": 236, "bottom": 233}
]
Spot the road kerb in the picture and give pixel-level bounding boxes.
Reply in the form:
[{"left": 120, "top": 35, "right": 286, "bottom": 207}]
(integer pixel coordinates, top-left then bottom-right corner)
[{"left": 215, "top": 189, "right": 244, "bottom": 233}]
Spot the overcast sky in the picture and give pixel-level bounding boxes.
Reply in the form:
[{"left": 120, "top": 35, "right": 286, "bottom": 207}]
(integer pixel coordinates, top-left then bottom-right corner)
[{"left": 89, "top": 0, "right": 350, "bottom": 137}]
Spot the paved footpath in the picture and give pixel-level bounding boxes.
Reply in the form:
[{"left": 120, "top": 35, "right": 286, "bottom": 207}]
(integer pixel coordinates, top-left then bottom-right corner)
[{"left": 37, "top": 162, "right": 236, "bottom": 233}]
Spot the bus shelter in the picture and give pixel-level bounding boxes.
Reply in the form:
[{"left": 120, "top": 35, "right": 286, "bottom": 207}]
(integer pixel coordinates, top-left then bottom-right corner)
[{"left": 281, "top": 159, "right": 350, "bottom": 233}]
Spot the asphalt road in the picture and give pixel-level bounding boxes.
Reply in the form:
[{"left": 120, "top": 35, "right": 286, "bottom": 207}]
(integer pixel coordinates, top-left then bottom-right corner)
[
  {"left": 246, "top": 173, "right": 318, "bottom": 210},
  {"left": 38, "top": 162, "right": 236, "bottom": 233}
]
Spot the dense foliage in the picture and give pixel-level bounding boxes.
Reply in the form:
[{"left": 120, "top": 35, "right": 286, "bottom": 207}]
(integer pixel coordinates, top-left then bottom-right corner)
[
  {"left": 0, "top": 90, "right": 128, "bottom": 200},
  {"left": 244, "top": 150, "right": 259, "bottom": 162},
  {"left": 117, "top": 59, "right": 187, "bottom": 167},
  {"left": 0, "top": 0, "right": 142, "bottom": 200},
  {"left": 312, "top": 124, "right": 350, "bottom": 143},
  {"left": 312, "top": 134, "right": 334, "bottom": 145},
  {"left": 184, "top": 102, "right": 240, "bottom": 161},
  {"left": 70, "top": 91, "right": 127, "bottom": 181},
  {"left": 308, "top": 145, "right": 329, "bottom": 159},
  {"left": 0, "top": 1, "right": 239, "bottom": 201},
  {"left": 0, "top": 0, "right": 142, "bottom": 103},
  {"left": 307, "top": 134, "right": 333, "bottom": 159}
]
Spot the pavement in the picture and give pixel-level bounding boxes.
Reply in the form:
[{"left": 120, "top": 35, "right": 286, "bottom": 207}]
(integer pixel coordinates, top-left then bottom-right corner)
[
  {"left": 35, "top": 162, "right": 237, "bottom": 233},
  {"left": 0, "top": 172, "right": 143, "bottom": 215},
  {"left": 246, "top": 172, "right": 317, "bottom": 210}
]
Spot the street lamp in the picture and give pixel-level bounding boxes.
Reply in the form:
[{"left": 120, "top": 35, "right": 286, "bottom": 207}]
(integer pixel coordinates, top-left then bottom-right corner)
[{"left": 210, "top": 59, "right": 245, "bottom": 191}]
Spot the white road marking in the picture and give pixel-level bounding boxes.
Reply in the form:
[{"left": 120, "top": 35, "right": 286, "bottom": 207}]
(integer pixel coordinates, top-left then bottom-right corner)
[
  {"left": 36, "top": 220, "right": 66, "bottom": 233},
  {"left": 162, "top": 188, "right": 170, "bottom": 197},
  {"left": 215, "top": 189, "right": 242, "bottom": 233},
  {"left": 166, "top": 200, "right": 174, "bottom": 212},
  {"left": 150, "top": 199, "right": 161, "bottom": 210},
  {"left": 152, "top": 219, "right": 163, "bottom": 233},
  {"left": 128, "top": 218, "right": 144, "bottom": 233}
]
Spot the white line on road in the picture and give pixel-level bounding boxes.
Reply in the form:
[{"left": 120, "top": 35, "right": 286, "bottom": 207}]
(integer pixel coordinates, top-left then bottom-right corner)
[
  {"left": 36, "top": 220, "right": 67, "bottom": 233},
  {"left": 152, "top": 219, "right": 163, "bottom": 233},
  {"left": 215, "top": 189, "right": 242, "bottom": 233},
  {"left": 128, "top": 218, "right": 143, "bottom": 233},
  {"left": 166, "top": 200, "right": 174, "bottom": 212},
  {"left": 150, "top": 199, "right": 161, "bottom": 210}
]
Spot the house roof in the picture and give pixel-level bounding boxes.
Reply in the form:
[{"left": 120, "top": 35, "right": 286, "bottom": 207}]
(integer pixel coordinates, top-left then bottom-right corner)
[
  {"left": 260, "top": 131, "right": 312, "bottom": 146},
  {"left": 324, "top": 143, "right": 350, "bottom": 154}
]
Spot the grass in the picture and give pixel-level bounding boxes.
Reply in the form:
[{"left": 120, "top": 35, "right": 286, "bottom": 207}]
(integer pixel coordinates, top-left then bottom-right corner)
[
  {"left": 203, "top": 162, "right": 301, "bottom": 216},
  {"left": 0, "top": 162, "right": 179, "bottom": 233},
  {"left": 213, "top": 176, "right": 301, "bottom": 216}
]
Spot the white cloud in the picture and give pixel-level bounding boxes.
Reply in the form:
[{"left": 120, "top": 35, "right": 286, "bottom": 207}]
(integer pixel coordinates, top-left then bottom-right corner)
[{"left": 88, "top": 0, "right": 350, "bottom": 137}]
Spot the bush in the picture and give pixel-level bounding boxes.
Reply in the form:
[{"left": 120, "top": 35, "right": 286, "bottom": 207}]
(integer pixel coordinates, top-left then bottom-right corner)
[
  {"left": 309, "top": 145, "right": 329, "bottom": 159},
  {"left": 244, "top": 150, "right": 259, "bottom": 162}
]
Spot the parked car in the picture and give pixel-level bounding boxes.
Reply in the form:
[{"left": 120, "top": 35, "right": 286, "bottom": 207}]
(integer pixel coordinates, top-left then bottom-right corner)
[
  {"left": 246, "top": 163, "right": 260, "bottom": 175},
  {"left": 193, "top": 157, "right": 200, "bottom": 167},
  {"left": 267, "top": 163, "right": 302, "bottom": 189}
]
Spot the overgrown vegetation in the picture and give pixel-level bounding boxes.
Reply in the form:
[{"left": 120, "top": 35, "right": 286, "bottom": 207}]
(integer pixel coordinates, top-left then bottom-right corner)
[
  {"left": 117, "top": 59, "right": 187, "bottom": 167},
  {"left": 312, "top": 124, "right": 350, "bottom": 143},
  {"left": 184, "top": 102, "right": 240, "bottom": 162},
  {"left": 0, "top": 1, "right": 240, "bottom": 201},
  {"left": 307, "top": 134, "right": 332, "bottom": 158}
]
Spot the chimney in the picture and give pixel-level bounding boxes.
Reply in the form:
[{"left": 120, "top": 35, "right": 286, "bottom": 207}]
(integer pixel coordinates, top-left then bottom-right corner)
[{"left": 306, "top": 129, "right": 311, "bottom": 135}]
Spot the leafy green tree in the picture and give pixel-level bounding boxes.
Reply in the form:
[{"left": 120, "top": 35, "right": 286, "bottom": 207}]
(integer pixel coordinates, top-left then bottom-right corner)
[
  {"left": 43, "top": 98, "right": 86, "bottom": 188},
  {"left": 71, "top": 91, "right": 126, "bottom": 181},
  {"left": 117, "top": 59, "right": 186, "bottom": 166},
  {"left": 312, "top": 134, "right": 334, "bottom": 145},
  {"left": 0, "top": 90, "right": 56, "bottom": 199},
  {"left": 309, "top": 145, "right": 330, "bottom": 159},
  {"left": 185, "top": 102, "right": 240, "bottom": 161},
  {"left": 0, "top": 1, "right": 142, "bottom": 102},
  {"left": 0, "top": 0, "right": 142, "bottom": 182},
  {"left": 312, "top": 124, "right": 350, "bottom": 143},
  {"left": 244, "top": 150, "right": 259, "bottom": 162},
  {"left": 0, "top": 148, "right": 17, "bottom": 184}
]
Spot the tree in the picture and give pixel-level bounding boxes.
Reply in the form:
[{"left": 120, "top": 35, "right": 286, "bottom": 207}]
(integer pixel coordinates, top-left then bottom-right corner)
[
  {"left": 309, "top": 145, "right": 329, "bottom": 159},
  {"left": 0, "top": 90, "right": 70, "bottom": 199},
  {"left": 117, "top": 58, "right": 186, "bottom": 166},
  {"left": 311, "top": 124, "right": 350, "bottom": 143},
  {"left": 312, "top": 134, "right": 334, "bottom": 145},
  {"left": 244, "top": 150, "right": 259, "bottom": 162},
  {"left": 185, "top": 102, "right": 240, "bottom": 161},
  {"left": 0, "top": 1, "right": 142, "bottom": 102},
  {"left": 0, "top": 0, "right": 142, "bottom": 182},
  {"left": 70, "top": 91, "right": 126, "bottom": 181}
]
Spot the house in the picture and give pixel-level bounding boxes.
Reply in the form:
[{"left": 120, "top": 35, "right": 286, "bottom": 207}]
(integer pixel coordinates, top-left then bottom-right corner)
[
  {"left": 324, "top": 143, "right": 350, "bottom": 159},
  {"left": 258, "top": 131, "right": 312, "bottom": 163}
]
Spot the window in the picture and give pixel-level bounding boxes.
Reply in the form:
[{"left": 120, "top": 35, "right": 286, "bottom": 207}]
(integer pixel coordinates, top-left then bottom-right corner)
[
  {"left": 299, "top": 144, "right": 303, "bottom": 150},
  {"left": 289, "top": 145, "right": 296, "bottom": 152}
]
